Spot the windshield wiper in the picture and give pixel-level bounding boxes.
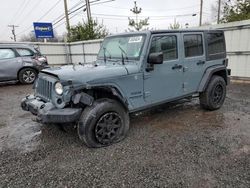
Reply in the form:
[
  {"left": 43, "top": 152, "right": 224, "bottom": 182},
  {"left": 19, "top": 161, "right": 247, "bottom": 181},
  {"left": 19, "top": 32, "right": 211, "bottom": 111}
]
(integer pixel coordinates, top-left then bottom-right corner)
[
  {"left": 118, "top": 45, "right": 128, "bottom": 65},
  {"left": 103, "top": 47, "right": 112, "bottom": 64}
]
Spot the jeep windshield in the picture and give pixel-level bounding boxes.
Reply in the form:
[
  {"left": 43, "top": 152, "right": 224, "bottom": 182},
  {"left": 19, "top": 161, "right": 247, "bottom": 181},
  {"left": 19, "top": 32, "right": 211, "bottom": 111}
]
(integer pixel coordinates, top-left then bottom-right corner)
[{"left": 98, "top": 34, "right": 146, "bottom": 62}]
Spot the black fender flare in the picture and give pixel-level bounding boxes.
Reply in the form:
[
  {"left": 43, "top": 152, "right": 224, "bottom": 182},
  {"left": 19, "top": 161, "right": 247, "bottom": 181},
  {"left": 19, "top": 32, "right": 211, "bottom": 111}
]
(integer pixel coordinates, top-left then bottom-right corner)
[{"left": 198, "top": 65, "right": 229, "bottom": 92}]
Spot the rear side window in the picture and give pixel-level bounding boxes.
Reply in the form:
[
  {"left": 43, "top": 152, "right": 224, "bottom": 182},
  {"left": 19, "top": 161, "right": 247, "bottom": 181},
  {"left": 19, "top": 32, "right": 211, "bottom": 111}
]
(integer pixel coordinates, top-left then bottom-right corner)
[
  {"left": 207, "top": 32, "right": 226, "bottom": 60},
  {"left": 184, "top": 34, "right": 203, "bottom": 57},
  {"left": 0, "top": 49, "right": 16, "bottom": 60},
  {"left": 16, "top": 48, "right": 34, "bottom": 57},
  {"left": 150, "top": 35, "right": 178, "bottom": 61}
]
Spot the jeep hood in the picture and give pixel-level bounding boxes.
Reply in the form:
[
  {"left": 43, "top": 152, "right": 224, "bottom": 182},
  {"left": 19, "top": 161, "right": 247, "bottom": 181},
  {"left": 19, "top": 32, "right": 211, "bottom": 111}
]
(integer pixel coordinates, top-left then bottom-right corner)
[{"left": 41, "top": 63, "right": 139, "bottom": 84}]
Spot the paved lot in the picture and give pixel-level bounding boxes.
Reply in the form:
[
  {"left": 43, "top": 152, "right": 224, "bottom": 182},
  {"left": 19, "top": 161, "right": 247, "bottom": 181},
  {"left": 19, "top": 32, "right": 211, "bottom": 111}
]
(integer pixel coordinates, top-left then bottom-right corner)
[{"left": 0, "top": 83, "right": 249, "bottom": 187}]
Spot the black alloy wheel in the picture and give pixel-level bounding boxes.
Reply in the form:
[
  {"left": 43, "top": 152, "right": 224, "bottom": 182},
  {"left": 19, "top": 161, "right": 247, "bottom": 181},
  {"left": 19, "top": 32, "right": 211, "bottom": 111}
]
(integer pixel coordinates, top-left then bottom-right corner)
[{"left": 95, "top": 112, "right": 122, "bottom": 145}]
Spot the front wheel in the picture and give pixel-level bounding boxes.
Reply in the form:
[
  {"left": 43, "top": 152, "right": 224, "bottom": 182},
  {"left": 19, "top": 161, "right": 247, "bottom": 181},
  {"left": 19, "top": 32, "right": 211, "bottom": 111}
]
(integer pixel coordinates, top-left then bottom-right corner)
[
  {"left": 77, "top": 98, "right": 130, "bottom": 148},
  {"left": 199, "top": 75, "right": 226, "bottom": 110},
  {"left": 19, "top": 68, "right": 37, "bottom": 84}
]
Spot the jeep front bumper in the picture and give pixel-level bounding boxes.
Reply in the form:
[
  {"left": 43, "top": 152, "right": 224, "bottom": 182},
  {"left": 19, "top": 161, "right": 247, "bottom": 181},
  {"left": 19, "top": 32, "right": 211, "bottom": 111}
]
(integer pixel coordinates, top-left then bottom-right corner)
[{"left": 21, "top": 95, "right": 82, "bottom": 124}]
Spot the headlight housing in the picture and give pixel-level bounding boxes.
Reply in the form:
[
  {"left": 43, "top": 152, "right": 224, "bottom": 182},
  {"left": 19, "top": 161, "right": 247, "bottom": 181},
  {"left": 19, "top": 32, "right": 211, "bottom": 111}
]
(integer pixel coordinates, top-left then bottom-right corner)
[{"left": 55, "top": 82, "right": 63, "bottom": 95}]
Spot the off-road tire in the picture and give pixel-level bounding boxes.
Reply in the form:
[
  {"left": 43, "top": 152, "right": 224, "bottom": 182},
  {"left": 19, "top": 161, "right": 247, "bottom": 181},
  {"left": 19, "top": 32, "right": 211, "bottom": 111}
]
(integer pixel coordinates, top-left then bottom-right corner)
[
  {"left": 19, "top": 68, "right": 37, "bottom": 84},
  {"left": 199, "top": 75, "right": 226, "bottom": 111},
  {"left": 77, "top": 98, "right": 130, "bottom": 148}
]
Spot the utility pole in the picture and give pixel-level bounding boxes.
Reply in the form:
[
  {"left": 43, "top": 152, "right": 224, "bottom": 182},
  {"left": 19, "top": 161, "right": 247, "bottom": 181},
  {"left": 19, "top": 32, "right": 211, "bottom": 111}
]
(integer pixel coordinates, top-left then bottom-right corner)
[
  {"left": 217, "top": 0, "right": 221, "bottom": 24},
  {"left": 199, "top": 0, "right": 203, "bottom": 26},
  {"left": 85, "top": 0, "right": 92, "bottom": 22},
  {"left": 63, "top": 0, "right": 70, "bottom": 37},
  {"left": 8, "top": 25, "right": 19, "bottom": 42}
]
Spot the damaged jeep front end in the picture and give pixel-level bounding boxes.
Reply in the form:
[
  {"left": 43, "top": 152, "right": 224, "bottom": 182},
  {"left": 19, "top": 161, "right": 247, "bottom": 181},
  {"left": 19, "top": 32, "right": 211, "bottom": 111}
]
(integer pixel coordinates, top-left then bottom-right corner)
[
  {"left": 21, "top": 95, "right": 82, "bottom": 123},
  {"left": 21, "top": 73, "right": 96, "bottom": 124}
]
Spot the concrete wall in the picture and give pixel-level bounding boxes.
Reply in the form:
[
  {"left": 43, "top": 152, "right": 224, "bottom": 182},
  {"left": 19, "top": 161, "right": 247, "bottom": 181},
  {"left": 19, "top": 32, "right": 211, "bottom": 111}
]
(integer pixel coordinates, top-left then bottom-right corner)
[{"left": 1, "top": 19, "right": 250, "bottom": 78}]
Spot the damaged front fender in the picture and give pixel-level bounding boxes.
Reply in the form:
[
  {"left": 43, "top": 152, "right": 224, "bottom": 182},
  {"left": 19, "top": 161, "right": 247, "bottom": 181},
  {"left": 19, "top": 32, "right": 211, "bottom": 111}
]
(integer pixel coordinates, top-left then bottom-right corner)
[{"left": 72, "top": 92, "right": 94, "bottom": 106}]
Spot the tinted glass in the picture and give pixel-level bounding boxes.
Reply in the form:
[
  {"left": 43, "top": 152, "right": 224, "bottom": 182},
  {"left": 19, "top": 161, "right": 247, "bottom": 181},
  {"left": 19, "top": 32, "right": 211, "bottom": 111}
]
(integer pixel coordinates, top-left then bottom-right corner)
[
  {"left": 184, "top": 34, "right": 203, "bottom": 57},
  {"left": 16, "top": 48, "right": 34, "bottom": 56},
  {"left": 150, "top": 35, "right": 178, "bottom": 61},
  {"left": 0, "top": 49, "right": 15, "bottom": 60},
  {"left": 207, "top": 33, "right": 225, "bottom": 55}
]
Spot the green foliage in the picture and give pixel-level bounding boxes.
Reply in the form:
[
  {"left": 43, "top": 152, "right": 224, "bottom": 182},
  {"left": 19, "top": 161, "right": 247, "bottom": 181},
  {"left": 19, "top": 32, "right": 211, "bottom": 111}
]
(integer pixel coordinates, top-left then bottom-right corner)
[
  {"left": 221, "top": 0, "right": 250, "bottom": 23},
  {"left": 128, "top": 1, "right": 149, "bottom": 31},
  {"left": 68, "top": 20, "right": 109, "bottom": 42},
  {"left": 128, "top": 17, "right": 149, "bottom": 31},
  {"left": 169, "top": 22, "right": 181, "bottom": 29}
]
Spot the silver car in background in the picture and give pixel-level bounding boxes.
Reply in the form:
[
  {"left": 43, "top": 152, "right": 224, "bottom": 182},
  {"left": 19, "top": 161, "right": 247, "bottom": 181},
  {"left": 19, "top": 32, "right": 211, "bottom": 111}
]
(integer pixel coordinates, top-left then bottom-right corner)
[{"left": 0, "top": 44, "right": 48, "bottom": 84}]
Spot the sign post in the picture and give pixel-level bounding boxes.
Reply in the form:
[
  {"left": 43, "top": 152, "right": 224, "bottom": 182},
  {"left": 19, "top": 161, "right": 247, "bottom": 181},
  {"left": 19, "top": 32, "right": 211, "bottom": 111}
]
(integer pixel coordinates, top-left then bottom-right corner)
[{"left": 33, "top": 22, "right": 54, "bottom": 39}]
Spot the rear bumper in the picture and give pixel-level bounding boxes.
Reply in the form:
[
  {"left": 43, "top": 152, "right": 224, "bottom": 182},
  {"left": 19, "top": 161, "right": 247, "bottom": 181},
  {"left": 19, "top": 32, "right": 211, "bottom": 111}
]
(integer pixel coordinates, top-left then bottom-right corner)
[{"left": 21, "top": 95, "right": 82, "bottom": 124}]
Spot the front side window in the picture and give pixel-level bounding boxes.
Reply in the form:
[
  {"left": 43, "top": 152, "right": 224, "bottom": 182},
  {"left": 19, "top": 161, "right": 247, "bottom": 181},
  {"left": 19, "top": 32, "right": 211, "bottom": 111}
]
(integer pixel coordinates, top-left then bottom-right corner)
[
  {"left": 98, "top": 34, "right": 145, "bottom": 61},
  {"left": 150, "top": 35, "right": 178, "bottom": 61},
  {"left": 184, "top": 34, "right": 203, "bottom": 57},
  {"left": 16, "top": 48, "right": 34, "bottom": 57},
  {"left": 0, "top": 49, "right": 16, "bottom": 60}
]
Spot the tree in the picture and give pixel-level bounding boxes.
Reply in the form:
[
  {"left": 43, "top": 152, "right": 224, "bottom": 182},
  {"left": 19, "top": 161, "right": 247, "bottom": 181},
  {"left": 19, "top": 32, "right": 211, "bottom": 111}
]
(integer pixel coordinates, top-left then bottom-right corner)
[
  {"left": 169, "top": 21, "right": 181, "bottom": 29},
  {"left": 211, "top": 0, "right": 227, "bottom": 23},
  {"left": 221, "top": 0, "right": 250, "bottom": 23},
  {"left": 128, "top": 1, "right": 149, "bottom": 31},
  {"left": 68, "top": 19, "right": 109, "bottom": 42}
]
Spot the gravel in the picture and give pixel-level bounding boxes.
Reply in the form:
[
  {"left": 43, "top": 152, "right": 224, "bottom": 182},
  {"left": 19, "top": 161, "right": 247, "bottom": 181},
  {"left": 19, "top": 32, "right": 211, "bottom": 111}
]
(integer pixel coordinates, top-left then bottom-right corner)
[{"left": 0, "top": 83, "right": 249, "bottom": 187}]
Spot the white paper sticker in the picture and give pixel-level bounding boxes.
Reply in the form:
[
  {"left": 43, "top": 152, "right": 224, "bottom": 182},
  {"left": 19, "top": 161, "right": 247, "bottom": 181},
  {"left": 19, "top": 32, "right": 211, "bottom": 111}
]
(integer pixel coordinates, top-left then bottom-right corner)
[{"left": 128, "top": 36, "right": 142, "bottom": 43}]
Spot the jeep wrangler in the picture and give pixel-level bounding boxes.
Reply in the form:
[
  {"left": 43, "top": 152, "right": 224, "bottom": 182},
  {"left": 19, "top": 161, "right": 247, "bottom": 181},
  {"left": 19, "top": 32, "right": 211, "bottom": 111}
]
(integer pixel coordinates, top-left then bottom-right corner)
[{"left": 21, "top": 30, "right": 230, "bottom": 148}]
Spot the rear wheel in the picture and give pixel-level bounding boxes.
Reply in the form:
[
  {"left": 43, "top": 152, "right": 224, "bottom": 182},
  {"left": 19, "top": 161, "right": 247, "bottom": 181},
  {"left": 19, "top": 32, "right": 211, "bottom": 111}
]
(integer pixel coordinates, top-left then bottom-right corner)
[
  {"left": 199, "top": 75, "right": 226, "bottom": 110},
  {"left": 77, "top": 98, "right": 129, "bottom": 148},
  {"left": 19, "top": 68, "right": 37, "bottom": 84}
]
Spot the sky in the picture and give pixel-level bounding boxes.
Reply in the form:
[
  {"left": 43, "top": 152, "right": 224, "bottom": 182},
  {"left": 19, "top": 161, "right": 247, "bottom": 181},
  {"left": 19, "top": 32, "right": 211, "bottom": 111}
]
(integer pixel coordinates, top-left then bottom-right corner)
[{"left": 0, "top": 0, "right": 218, "bottom": 41}]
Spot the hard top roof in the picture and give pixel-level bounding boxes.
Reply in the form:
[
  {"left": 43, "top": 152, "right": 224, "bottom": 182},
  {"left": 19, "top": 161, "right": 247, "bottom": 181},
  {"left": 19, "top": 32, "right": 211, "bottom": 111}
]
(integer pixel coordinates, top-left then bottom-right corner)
[{"left": 108, "top": 29, "right": 223, "bottom": 37}]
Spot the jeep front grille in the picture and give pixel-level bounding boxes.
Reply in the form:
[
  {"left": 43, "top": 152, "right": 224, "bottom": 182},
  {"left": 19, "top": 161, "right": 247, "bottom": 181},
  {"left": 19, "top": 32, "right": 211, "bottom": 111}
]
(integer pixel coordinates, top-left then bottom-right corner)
[{"left": 36, "top": 77, "right": 53, "bottom": 101}]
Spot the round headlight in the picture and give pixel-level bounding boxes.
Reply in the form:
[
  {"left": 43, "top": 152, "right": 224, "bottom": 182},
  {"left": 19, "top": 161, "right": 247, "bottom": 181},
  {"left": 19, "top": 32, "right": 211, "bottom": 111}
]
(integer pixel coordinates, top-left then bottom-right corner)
[{"left": 55, "top": 82, "right": 63, "bottom": 95}]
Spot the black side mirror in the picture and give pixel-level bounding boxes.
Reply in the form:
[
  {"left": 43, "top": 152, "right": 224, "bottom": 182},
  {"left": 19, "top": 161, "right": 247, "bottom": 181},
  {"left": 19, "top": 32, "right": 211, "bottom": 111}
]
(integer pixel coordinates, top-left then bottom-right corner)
[{"left": 148, "top": 52, "right": 163, "bottom": 64}]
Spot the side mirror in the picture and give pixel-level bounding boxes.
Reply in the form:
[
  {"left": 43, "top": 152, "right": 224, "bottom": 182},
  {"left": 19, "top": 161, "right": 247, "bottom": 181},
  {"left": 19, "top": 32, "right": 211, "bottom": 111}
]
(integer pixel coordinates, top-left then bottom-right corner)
[{"left": 148, "top": 52, "right": 163, "bottom": 64}]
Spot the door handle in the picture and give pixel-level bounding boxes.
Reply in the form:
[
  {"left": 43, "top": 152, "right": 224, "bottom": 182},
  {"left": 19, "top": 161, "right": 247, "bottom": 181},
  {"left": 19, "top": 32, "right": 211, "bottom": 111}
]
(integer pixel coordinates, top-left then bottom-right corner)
[
  {"left": 197, "top": 60, "right": 205, "bottom": 65},
  {"left": 172, "top": 64, "right": 183, "bottom": 70}
]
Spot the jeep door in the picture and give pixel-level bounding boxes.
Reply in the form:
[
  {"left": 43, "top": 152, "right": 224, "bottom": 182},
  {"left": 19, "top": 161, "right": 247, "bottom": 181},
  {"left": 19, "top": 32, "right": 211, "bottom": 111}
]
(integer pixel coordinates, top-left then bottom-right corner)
[
  {"left": 181, "top": 32, "right": 206, "bottom": 93},
  {"left": 143, "top": 33, "right": 183, "bottom": 104},
  {"left": 0, "top": 48, "right": 20, "bottom": 81}
]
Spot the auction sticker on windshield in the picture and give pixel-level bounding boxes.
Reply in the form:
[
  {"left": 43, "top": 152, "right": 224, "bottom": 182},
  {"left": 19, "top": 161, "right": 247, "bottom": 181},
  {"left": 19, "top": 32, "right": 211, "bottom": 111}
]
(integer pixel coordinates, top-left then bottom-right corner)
[{"left": 128, "top": 36, "right": 142, "bottom": 43}]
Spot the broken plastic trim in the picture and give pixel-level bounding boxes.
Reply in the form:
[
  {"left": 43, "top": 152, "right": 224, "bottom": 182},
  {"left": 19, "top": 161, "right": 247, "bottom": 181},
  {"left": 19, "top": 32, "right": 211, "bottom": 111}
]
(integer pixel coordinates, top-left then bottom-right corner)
[{"left": 72, "top": 92, "right": 94, "bottom": 106}]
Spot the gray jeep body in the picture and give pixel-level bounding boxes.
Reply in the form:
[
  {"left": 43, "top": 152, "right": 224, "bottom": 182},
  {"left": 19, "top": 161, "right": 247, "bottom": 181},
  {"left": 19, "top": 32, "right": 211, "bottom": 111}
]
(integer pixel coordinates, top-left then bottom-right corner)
[{"left": 21, "top": 29, "right": 230, "bottom": 124}]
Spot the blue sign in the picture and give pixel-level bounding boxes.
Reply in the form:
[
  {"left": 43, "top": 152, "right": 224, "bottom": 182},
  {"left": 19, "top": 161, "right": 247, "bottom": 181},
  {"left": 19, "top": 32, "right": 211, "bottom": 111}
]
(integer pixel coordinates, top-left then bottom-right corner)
[{"left": 33, "top": 22, "right": 54, "bottom": 38}]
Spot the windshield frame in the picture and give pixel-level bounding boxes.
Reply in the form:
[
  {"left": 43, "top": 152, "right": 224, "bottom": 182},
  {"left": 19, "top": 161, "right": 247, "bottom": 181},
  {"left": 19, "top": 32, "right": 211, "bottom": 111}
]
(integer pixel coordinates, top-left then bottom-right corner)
[{"left": 97, "top": 33, "right": 147, "bottom": 62}]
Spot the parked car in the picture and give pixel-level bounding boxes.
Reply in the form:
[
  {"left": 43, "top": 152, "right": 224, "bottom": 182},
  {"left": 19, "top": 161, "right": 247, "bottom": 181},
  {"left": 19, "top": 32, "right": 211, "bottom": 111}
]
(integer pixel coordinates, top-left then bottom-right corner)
[
  {"left": 0, "top": 44, "right": 48, "bottom": 84},
  {"left": 21, "top": 30, "right": 231, "bottom": 148}
]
